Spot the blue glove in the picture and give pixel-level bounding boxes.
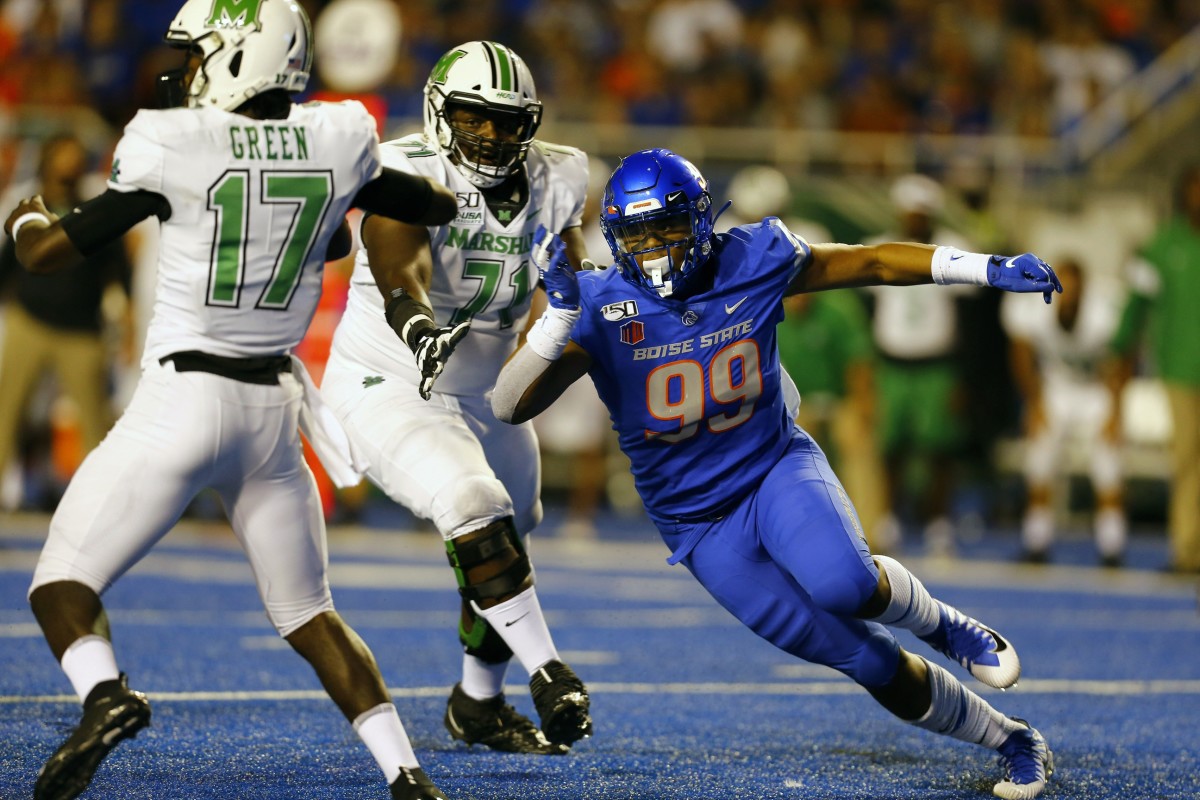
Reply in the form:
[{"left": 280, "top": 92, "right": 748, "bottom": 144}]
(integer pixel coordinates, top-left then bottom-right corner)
[
  {"left": 986, "top": 253, "right": 1064, "bottom": 304},
  {"left": 532, "top": 224, "right": 580, "bottom": 310}
]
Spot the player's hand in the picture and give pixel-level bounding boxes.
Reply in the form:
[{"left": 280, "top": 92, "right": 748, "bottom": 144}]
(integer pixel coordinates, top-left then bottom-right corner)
[
  {"left": 986, "top": 253, "right": 1063, "bottom": 304},
  {"left": 413, "top": 320, "right": 470, "bottom": 400},
  {"left": 4, "top": 195, "right": 56, "bottom": 238},
  {"left": 532, "top": 224, "right": 580, "bottom": 310}
]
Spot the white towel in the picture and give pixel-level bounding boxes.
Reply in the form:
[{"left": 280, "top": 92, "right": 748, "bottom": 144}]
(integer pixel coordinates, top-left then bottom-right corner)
[{"left": 290, "top": 356, "right": 366, "bottom": 488}]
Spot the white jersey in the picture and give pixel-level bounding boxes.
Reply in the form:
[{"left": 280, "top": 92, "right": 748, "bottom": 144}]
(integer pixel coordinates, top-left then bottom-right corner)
[
  {"left": 108, "top": 102, "right": 382, "bottom": 365},
  {"left": 866, "top": 228, "right": 974, "bottom": 360},
  {"left": 1000, "top": 275, "right": 1123, "bottom": 389},
  {"left": 331, "top": 135, "right": 589, "bottom": 396}
]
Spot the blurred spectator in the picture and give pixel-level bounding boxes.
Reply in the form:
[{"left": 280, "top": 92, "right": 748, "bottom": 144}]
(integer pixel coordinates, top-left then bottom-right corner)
[
  {"left": 532, "top": 156, "right": 613, "bottom": 539},
  {"left": 1110, "top": 164, "right": 1200, "bottom": 574},
  {"left": 1002, "top": 256, "right": 1128, "bottom": 566},
  {"left": 1038, "top": 6, "right": 1135, "bottom": 133},
  {"left": 645, "top": 0, "right": 744, "bottom": 73},
  {"left": 864, "top": 174, "right": 975, "bottom": 556},
  {"left": 778, "top": 289, "right": 890, "bottom": 553},
  {"left": 0, "top": 133, "right": 133, "bottom": 510}
]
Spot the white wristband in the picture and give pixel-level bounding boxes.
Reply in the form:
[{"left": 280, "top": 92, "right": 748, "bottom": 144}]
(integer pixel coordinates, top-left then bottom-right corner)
[
  {"left": 9, "top": 211, "right": 51, "bottom": 241},
  {"left": 526, "top": 305, "right": 582, "bottom": 361},
  {"left": 931, "top": 246, "right": 990, "bottom": 286}
]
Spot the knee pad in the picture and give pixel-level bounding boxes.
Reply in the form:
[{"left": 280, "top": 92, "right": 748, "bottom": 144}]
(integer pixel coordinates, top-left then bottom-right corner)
[
  {"left": 842, "top": 623, "right": 901, "bottom": 688},
  {"left": 433, "top": 474, "right": 513, "bottom": 538},
  {"left": 805, "top": 568, "right": 877, "bottom": 617},
  {"left": 445, "top": 517, "right": 532, "bottom": 606}
]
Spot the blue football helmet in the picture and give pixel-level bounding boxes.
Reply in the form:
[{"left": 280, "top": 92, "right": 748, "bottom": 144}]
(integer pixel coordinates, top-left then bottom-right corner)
[{"left": 600, "top": 149, "right": 715, "bottom": 297}]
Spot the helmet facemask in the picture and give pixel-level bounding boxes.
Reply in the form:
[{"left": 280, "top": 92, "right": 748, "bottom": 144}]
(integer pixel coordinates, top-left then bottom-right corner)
[
  {"left": 432, "top": 96, "right": 541, "bottom": 187},
  {"left": 607, "top": 208, "right": 699, "bottom": 297}
]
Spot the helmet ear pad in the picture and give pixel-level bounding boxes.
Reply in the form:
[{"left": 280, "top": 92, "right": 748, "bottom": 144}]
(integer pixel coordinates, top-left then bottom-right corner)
[{"left": 599, "top": 149, "right": 715, "bottom": 296}]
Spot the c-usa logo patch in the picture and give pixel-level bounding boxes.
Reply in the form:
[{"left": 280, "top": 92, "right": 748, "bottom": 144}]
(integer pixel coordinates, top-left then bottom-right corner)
[{"left": 602, "top": 300, "right": 639, "bottom": 321}]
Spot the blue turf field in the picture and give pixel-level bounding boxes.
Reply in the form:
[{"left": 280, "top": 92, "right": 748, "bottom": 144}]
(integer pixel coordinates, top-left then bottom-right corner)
[{"left": 2, "top": 511, "right": 1198, "bottom": 799}]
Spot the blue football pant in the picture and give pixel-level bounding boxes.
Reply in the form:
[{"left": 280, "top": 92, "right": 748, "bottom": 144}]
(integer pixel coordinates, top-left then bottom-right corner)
[{"left": 671, "top": 429, "right": 900, "bottom": 687}]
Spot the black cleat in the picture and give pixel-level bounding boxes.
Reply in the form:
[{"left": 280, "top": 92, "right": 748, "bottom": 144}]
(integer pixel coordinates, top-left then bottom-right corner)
[
  {"left": 389, "top": 766, "right": 448, "bottom": 800},
  {"left": 444, "top": 683, "right": 568, "bottom": 755},
  {"left": 529, "top": 660, "right": 592, "bottom": 747},
  {"left": 35, "top": 674, "right": 151, "bottom": 800}
]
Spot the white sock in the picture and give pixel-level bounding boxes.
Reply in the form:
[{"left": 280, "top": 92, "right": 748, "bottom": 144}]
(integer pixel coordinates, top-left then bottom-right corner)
[
  {"left": 911, "top": 658, "right": 1022, "bottom": 749},
  {"left": 60, "top": 635, "right": 120, "bottom": 704},
  {"left": 461, "top": 653, "right": 509, "bottom": 700},
  {"left": 353, "top": 703, "right": 418, "bottom": 782},
  {"left": 872, "top": 556, "right": 940, "bottom": 637},
  {"left": 1022, "top": 507, "right": 1055, "bottom": 552},
  {"left": 473, "top": 587, "right": 559, "bottom": 675},
  {"left": 1095, "top": 508, "right": 1127, "bottom": 558}
]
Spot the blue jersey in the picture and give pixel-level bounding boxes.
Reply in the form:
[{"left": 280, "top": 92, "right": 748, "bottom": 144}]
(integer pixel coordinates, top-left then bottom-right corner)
[{"left": 573, "top": 218, "right": 811, "bottom": 520}]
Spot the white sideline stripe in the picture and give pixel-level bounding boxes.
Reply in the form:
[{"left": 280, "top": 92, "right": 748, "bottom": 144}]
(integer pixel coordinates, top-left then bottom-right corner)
[{"left": 5, "top": 679, "right": 1200, "bottom": 705}]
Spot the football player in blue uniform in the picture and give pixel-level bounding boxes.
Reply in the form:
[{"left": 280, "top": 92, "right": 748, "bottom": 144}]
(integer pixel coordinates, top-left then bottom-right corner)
[{"left": 491, "top": 149, "right": 1060, "bottom": 799}]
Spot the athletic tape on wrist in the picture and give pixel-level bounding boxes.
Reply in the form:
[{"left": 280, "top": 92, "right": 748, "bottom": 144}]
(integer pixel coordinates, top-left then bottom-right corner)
[
  {"left": 384, "top": 288, "right": 436, "bottom": 351},
  {"left": 10, "top": 211, "right": 51, "bottom": 241},
  {"left": 931, "top": 246, "right": 990, "bottom": 286},
  {"left": 526, "top": 305, "right": 582, "bottom": 361}
]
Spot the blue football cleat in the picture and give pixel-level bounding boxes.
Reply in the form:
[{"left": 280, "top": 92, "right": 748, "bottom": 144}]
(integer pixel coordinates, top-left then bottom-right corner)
[
  {"left": 993, "top": 719, "right": 1054, "bottom": 799},
  {"left": 923, "top": 603, "right": 1021, "bottom": 689}
]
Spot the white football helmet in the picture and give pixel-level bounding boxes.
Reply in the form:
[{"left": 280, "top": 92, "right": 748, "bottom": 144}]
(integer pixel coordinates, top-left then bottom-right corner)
[
  {"left": 423, "top": 41, "right": 542, "bottom": 188},
  {"left": 161, "top": 0, "right": 312, "bottom": 111}
]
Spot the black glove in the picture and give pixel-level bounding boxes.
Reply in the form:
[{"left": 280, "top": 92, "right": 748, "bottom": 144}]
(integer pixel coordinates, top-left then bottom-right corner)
[
  {"left": 412, "top": 321, "right": 470, "bottom": 400},
  {"left": 384, "top": 287, "right": 471, "bottom": 401}
]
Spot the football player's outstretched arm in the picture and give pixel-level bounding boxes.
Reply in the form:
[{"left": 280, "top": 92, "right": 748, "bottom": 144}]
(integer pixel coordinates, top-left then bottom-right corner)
[
  {"left": 352, "top": 168, "right": 456, "bottom": 226},
  {"left": 519, "top": 225, "right": 589, "bottom": 347},
  {"left": 792, "top": 242, "right": 1063, "bottom": 303},
  {"left": 494, "top": 341, "right": 591, "bottom": 424},
  {"left": 494, "top": 225, "right": 592, "bottom": 424},
  {"left": 5, "top": 190, "right": 167, "bottom": 274}
]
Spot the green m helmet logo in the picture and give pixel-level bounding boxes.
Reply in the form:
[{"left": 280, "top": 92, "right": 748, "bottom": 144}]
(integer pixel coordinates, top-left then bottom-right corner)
[
  {"left": 430, "top": 49, "right": 467, "bottom": 85},
  {"left": 207, "top": 0, "right": 263, "bottom": 28}
]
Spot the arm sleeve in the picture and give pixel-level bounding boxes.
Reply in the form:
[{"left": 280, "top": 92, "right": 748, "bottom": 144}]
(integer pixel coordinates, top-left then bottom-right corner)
[
  {"left": 58, "top": 189, "right": 170, "bottom": 257},
  {"left": 350, "top": 168, "right": 435, "bottom": 224},
  {"left": 492, "top": 345, "right": 556, "bottom": 423}
]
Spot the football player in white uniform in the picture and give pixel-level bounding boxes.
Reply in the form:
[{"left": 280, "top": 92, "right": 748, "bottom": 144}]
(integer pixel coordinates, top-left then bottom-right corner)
[
  {"left": 4, "top": 2, "right": 458, "bottom": 799},
  {"left": 321, "top": 41, "right": 593, "bottom": 754},
  {"left": 1002, "top": 257, "right": 1128, "bottom": 565}
]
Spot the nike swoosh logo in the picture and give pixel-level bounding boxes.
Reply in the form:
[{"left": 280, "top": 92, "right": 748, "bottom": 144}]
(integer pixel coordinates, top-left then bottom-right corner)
[
  {"left": 446, "top": 706, "right": 463, "bottom": 735},
  {"left": 725, "top": 297, "right": 748, "bottom": 314},
  {"left": 504, "top": 612, "right": 531, "bottom": 627},
  {"left": 1005, "top": 257, "right": 1019, "bottom": 269},
  {"left": 950, "top": 253, "right": 964, "bottom": 261}
]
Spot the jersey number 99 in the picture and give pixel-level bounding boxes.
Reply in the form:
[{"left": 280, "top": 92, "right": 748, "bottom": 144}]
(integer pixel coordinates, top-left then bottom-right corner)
[{"left": 645, "top": 340, "right": 762, "bottom": 443}]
